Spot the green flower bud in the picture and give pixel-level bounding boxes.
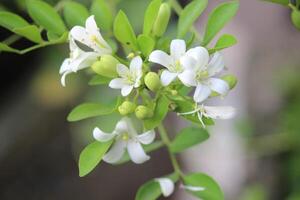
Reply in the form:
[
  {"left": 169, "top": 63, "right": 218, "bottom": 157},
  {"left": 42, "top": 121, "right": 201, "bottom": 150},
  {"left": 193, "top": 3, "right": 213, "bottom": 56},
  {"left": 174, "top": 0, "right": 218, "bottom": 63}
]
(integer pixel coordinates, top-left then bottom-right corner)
[
  {"left": 291, "top": 9, "right": 300, "bottom": 30},
  {"left": 135, "top": 105, "right": 153, "bottom": 119},
  {"left": 170, "top": 90, "right": 178, "bottom": 96},
  {"left": 153, "top": 3, "right": 171, "bottom": 37},
  {"left": 118, "top": 101, "right": 136, "bottom": 115},
  {"left": 145, "top": 72, "right": 161, "bottom": 91},
  {"left": 91, "top": 55, "right": 119, "bottom": 78},
  {"left": 222, "top": 74, "right": 237, "bottom": 90}
]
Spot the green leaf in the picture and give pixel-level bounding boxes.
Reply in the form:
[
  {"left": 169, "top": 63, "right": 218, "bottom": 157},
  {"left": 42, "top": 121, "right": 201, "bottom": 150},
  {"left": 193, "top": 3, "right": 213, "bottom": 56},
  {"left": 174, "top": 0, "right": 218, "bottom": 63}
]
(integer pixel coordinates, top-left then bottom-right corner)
[
  {"left": 177, "top": 0, "right": 208, "bottom": 38},
  {"left": 135, "top": 180, "right": 162, "bottom": 200},
  {"left": 47, "top": 31, "right": 69, "bottom": 43},
  {"left": 88, "top": 75, "right": 112, "bottom": 86},
  {"left": 91, "top": 0, "right": 114, "bottom": 31},
  {"left": 170, "top": 127, "right": 209, "bottom": 153},
  {"left": 202, "top": 1, "right": 239, "bottom": 46},
  {"left": 67, "top": 97, "right": 121, "bottom": 122},
  {"left": 79, "top": 140, "right": 113, "bottom": 177},
  {"left": 261, "top": 0, "right": 289, "bottom": 5},
  {"left": 0, "top": 42, "right": 19, "bottom": 53},
  {"left": 113, "top": 10, "right": 137, "bottom": 50},
  {"left": 117, "top": 141, "right": 164, "bottom": 164},
  {"left": 144, "top": 95, "right": 170, "bottom": 130},
  {"left": 63, "top": 1, "right": 89, "bottom": 28},
  {"left": 183, "top": 173, "right": 224, "bottom": 200},
  {"left": 137, "top": 34, "right": 155, "bottom": 57},
  {"left": 208, "top": 34, "right": 237, "bottom": 54},
  {"left": 27, "top": 0, "right": 66, "bottom": 35},
  {"left": 143, "top": 0, "right": 161, "bottom": 35},
  {"left": 13, "top": 25, "right": 43, "bottom": 43},
  {"left": 0, "top": 11, "right": 29, "bottom": 30}
]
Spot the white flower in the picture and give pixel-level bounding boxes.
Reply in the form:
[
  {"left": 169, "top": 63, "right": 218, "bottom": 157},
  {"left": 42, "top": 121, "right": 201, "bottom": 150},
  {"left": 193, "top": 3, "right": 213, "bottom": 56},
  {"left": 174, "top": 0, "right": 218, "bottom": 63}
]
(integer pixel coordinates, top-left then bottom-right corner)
[
  {"left": 93, "top": 117, "right": 155, "bottom": 164},
  {"left": 179, "top": 47, "right": 229, "bottom": 103},
  {"left": 180, "top": 104, "right": 235, "bottom": 127},
  {"left": 155, "top": 178, "right": 175, "bottom": 197},
  {"left": 70, "top": 15, "right": 112, "bottom": 55},
  {"left": 109, "top": 56, "right": 143, "bottom": 96},
  {"left": 59, "top": 38, "right": 98, "bottom": 86},
  {"left": 149, "top": 39, "right": 194, "bottom": 86}
]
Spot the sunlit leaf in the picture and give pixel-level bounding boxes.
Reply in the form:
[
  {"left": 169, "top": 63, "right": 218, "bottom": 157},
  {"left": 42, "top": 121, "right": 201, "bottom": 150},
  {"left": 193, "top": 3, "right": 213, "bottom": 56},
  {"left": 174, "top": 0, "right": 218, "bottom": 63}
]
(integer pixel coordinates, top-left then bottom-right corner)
[
  {"left": 208, "top": 34, "right": 237, "bottom": 54},
  {"left": 63, "top": 1, "right": 89, "bottom": 28},
  {"left": 90, "top": 0, "right": 114, "bottom": 31},
  {"left": 13, "top": 25, "right": 43, "bottom": 43},
  {"left": 137, "top": 34, "right": 155, "bottom": 57},
  {"left": 143, "top": 0, "right": 161, "bottom": 35}
]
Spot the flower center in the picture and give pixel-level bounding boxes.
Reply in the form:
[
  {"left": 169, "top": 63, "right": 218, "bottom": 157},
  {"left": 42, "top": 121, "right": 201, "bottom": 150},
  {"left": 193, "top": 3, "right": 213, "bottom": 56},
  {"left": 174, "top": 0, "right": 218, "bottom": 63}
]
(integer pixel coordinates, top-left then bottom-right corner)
[
  {"left": 125, "top": 73, "right": 136, "bottom": 84},
  {"left": 90, "top": 35, "right": 107, "bottom": 49},
  {"left": 169, "top": 60, "right": 183, "bottom": 73},
  {"left": 195, "top": 70, "right": 209, "bottom": 82},
  {"left": 121, "top": 133, "right": 129, "bottom": 141}
]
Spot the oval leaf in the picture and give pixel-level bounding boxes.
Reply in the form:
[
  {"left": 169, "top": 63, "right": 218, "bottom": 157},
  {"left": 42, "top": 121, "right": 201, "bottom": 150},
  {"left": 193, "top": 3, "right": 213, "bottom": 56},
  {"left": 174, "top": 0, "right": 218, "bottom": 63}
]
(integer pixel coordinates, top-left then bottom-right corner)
[
  {"left": 202, "top": 1, "right": 239, "bottom": 46},
  {"left": 63, "top": 1, "right": 89, "bottom": 28},
  {"left": 13, "top": 25, "right": 43, "bottom": 43},
  {"left": 137, "top": 34, "right": 155, "bottom": 57},
  {"left": 135, "top": 180, "right": 162, "bottom": 200},
  {"left": 79, "top": 140, "right": 113, "bottom": 177},
  {"left": 67, "top": 97, "right": 121, "bottom": 122},
  {"left": 170, "top": 127, "right": 209, "bottom": 153},
  {"left": 208, "top": 34, "right": 237, "bottom": 54},
  {"left": 0, "top": 11, "right": 29, "bottom": 30},
  {"left": 177, "top": 0, "right": 208, "bottom": 38},
  {"left": 113, "top": 10, "right": 137, "bottom": 50},
  {"left": 184, "top": 173, "right": 224, "bottom": 200},
  {"left": 90, "top": 0, "right": 114, "bottom": 31},
  {"left": 143, "top": 0, "right": 161, "bottom": 35},
  {"left": 27, "top": 0, "right": 66, "bottom": 35}
]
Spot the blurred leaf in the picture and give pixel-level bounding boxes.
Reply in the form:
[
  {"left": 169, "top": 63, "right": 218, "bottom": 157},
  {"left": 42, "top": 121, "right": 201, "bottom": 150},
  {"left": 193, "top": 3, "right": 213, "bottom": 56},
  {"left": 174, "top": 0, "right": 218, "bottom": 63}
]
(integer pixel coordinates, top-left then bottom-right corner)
[
  {"left": 117, "top": 141, "right": 164, "bottom": 164},
  {"left": 0, "top": 11, "right": 29, "bottom": 29},
  {"left": 67, "top": 97, "right": 121, "bottom": 122},
  {"left": 170, "top": 127, "right": 209, "bottom": 153},
  {"left": 240, "top": 184, "right": 268, "bottom": 200},
  {"left": 91, "top": 0, "right": 114, "bottom": 31},
  {"left": 137, "top": 34, "right": 155, "bottom": 57},
  {"left": 183, "top": 173, "right": 224, "bottom": 200},
  {"left": 88, "top": 75, "right": 112, "bottom": 86},
  {"left": 202, "top": 1, "right": 239, "bottom": 46},
  {"left": 144, "top": 95, "right": 170, "bottom": 130},
  {"left": 27, "top": 0, "right": 66, "bottom": 35},
  {"left": 143, "top": 0, "right": 161, "bottom": 35},
  {"left": 13, "top": 25, "right": 43, "bottom": 43},
  {"left": 208, "top": 34, "right": 237, "bottom": 53},
  {"left": 79, "top": 140, "right": 113, "bottom": 177},
  {"left": 113, "top": 10, "right": 137, "bottom": 50},
  {"left": 261, "top": 0, "right": 289, "bottom": 5},
  {"left": 135, "top": 180, "right": 162, "bottom": 200},
  {"left": 291, "top": 8, "right": 300, "bottom": 30},
  {"left": 63, "top": 1, "right": 89, "bottom": 28},
  {"left": 177, "top": 0, "right": 208, "bottom": 38},
  {"left": 0, "top": 42, "right": 19, "bottom": 53}
]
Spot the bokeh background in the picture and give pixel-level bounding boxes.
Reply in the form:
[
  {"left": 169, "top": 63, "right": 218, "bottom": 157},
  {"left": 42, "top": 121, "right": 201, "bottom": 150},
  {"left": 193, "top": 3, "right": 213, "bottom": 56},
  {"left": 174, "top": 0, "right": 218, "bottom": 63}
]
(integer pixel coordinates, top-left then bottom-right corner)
[{"left": 0, "top": 0, "right": 300, "bottom": 199}]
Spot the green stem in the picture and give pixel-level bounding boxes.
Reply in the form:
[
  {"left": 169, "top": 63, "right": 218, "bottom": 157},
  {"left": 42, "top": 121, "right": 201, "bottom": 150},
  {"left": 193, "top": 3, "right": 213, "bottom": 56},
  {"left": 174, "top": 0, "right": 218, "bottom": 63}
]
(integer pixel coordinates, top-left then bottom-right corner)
[{"left": 158, "top": 123, "right": 183, "bottom": 177}]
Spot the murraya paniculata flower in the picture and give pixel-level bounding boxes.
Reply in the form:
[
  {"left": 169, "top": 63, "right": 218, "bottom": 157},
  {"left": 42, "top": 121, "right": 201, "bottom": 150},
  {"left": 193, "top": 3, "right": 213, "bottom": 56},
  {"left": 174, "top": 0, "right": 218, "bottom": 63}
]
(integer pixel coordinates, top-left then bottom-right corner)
[
  {"left": 93, "top": 117, "right": 155, "bottom": 164},
  {"left": 109, "top": 56, "right": 143, "bottom": 96}
]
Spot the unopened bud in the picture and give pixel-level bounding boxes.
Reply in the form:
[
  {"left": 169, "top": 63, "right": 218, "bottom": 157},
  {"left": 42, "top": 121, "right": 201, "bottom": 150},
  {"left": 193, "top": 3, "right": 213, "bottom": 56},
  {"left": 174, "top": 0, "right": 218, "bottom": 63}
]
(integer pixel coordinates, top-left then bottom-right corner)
[
  {"left": 91, "top": 55, "right": 119, "bottom": 78},
  {"left": 222, "top": 74, "right": 237, "bottom": 90},
  {"left": 170, "top": 90, "right": 178, "bottom": 95},
  {"left": 291, "top": 9, "right": 300, "bottom": 30},
  {"left": 118, "top": 101, "right": 136, "bottom": 115},
  {"left": 153, "top": 3, "right": 171, "bottom": 37},
  {"left": 135, "top": 105, "right": 153, "bottom": 119},
  {"left": 145, "top": 72, "right": 161, "bottom": 91}
]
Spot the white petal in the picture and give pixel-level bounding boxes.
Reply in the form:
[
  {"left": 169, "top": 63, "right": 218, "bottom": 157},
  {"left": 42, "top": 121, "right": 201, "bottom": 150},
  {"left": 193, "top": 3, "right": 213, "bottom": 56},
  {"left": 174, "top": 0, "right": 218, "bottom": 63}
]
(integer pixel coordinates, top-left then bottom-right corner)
[
  {"left": 70, "top": 26, "right": 88, "bottom": 44},
  {"left": 207, "top": 52, "right": 225, "bottom": 76},
  {"left": 115, "top": 118, "right": 129, "bottom": 134},
  {"left": 60, "top": 58, "right": 71, "bottom": 74},
  {"left": 60, "top": 71, "right": 72, "bottom": 87},
  {"left": 93, "top": 127, "right": 115, "bottom": 142},
  {"left": 103, "top": 140, "right": 126, "bottom": 164},
  {"left": 121, "top": 85, "right": 133, "bottom": 96},
  {"left": 208, "top": 78, "right": 229, "bottom": 95},
  {"left": 193, "top": 84, "right": 211, "bottom": 103},
  {"left": 116, "top": 64, "right": 130, "bottom": 77},
  {"left": 149, "top": 50, "right": 173, "bottom": 69},
  {"left": 136, "top": 130, "right": 155, "bottom": 145},
  {"left": 203, "top": 106, "right": 235, "bottom": 119},
  {"left": 71, "top": 52, "right": 98, "bottom": 71},
  {"left": 178, "top": 70, "right": 197, "bottom": 87},
  {"left": 170, "top": 39, "right": 186, "bottom": 60},
  {"left": 155, "top": 178, "right": 175, "bottom": 197},
  {"left": 127, "top": 140, "right": 150, "bottom": 164},
  {"left": 122, "top": 117, "right": 138, "bottom": 137},
  {"left": 181, "top": 184, "right": 205, "bottom": 192},
  {"left": 130, "top": 56, "right": 142, "bottom": 72},
  {"left": 85, "top": 15, "right": 98, "bottom": 33},
  {"left": 186, "top": 47, "right": 209, "bottom": 70},
  {"left": 180, "top": 55, "right": 197, "bottom": 70},
  {"left": 160, "top": 70, "right": 178, "bottom": 86},
  {"left": 109, "top": 78, "right": 126, "bottom": 89}
]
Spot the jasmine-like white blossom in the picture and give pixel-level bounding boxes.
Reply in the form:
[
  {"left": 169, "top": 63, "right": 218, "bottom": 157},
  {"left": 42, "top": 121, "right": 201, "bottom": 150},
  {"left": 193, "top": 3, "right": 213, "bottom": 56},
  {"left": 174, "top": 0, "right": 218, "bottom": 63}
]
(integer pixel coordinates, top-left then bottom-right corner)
[
  {"left": 109, "top": 56, "right": 143, "bottom": 96},
  {"left": 70, "top": 15, "right": 112, "bottom": 55},
  {"left": 179, "top": 47, "right": 229, "bottom": 103},
  {"left": 93, "top": 117, "right": 155, "bottom": 164},
  {"left": 149, "top": 39, "right": 194, "bottom": 86},
  {"left": 180, "top": 104, "right": 235, "bottom": 127},
  {"left": 59, "top": 38, "right": 98, "bottom": 86},
  {"left": 155, "top": 178, "right": 175, "bottom": 197}
]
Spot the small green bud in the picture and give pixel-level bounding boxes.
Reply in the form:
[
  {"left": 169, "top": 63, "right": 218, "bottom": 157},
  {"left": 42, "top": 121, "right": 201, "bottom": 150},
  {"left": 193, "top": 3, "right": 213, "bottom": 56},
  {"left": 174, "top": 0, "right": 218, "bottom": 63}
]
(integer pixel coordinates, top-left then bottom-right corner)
[
  {"left": 170, "top": 90, "right": 178, "bottom": 96},
  {"left": 91, "top": 55, "right": 119, "bottom": 78},
  {"left": 152, "top": 3, "right": 171, "bottom": 37},
  {"left": 291, "top": 9, "right": 300, "bottom": 30},
  {"left": 222, "top": 74, "right": 237, "bottom": 90},
  {"left": 118, "top": 101, "right": 136, "bottom": 115},
  {"left": 145, "top": 72, "right": 161, "bottom": 91},
  {"left": 135, "top": 105, "right": 153, "bottom": 119}
]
